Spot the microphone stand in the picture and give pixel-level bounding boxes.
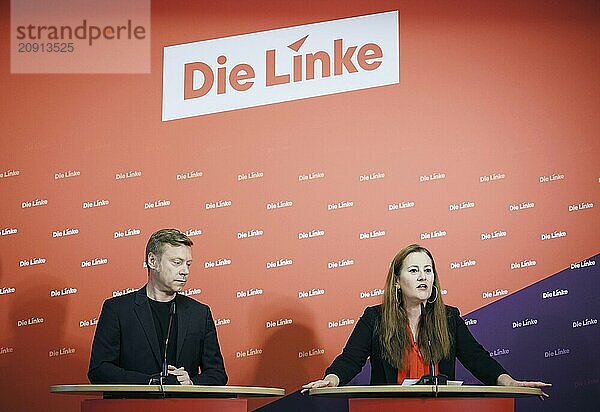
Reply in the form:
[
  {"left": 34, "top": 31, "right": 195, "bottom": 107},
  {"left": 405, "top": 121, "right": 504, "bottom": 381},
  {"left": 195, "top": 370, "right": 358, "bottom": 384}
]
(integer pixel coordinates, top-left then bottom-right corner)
[
  {"left": 416, "top": 302, "right": 447, "bottom": 394},
  {"left": 160, "top": 300, "right": 176, "bottom": 398}
]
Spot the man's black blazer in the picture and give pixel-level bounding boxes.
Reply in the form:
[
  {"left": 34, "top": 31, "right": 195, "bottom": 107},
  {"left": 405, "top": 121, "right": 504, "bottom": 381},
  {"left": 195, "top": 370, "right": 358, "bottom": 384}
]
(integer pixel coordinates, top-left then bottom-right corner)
[
  {"left": 325, "top": 305, "right": 507, "bottom": 386},
  {"left": 88, "top": 286, "right": 227, "bottom": 385}
]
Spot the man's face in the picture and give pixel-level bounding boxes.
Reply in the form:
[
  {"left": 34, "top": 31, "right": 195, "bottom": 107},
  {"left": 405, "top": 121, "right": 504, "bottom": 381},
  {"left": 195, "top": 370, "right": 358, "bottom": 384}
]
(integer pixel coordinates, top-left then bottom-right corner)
[{"left": 148, "top": 244, "right": 193, "bottom": 294}]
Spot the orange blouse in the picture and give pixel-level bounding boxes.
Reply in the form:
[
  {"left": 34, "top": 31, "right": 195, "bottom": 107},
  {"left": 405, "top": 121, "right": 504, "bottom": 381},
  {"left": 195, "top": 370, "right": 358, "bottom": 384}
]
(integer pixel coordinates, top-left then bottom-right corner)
[{"left": 397, "top": 327, "right": 438, "bottom": 383}]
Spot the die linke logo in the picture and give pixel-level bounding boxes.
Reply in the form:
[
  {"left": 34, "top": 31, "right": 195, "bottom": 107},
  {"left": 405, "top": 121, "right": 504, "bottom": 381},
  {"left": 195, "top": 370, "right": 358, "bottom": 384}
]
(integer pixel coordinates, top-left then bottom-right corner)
[
  {"left": 17, "top": 316, "right": 44, "bottom": 327},
  {"left": 116, "top": 170, "right": 142, "bottom": 180},
  {"left": 237, "top": 228, "right": 263, "bottom": 239},
  {"left": 22, "top": 198, "right": 48, "bottom": 208},
  {"left": 421, "top": 229, "right": 446, "bottom": 240},
  {"left": 215, "top": 318, "right": 231, "bottom": 326},
  {"left": 50, "top": 287, "right": 77, "bottom": 297},
  {"left": 53, "top": 228, "right": 79, "bottom": 238},
  {"left": 298, "top": 229, "right": 325, "bottom": 240},
  {"left": 509, "top": 201, "right": 534, "bottom": 211},
  {"left": 328, "top": 258, "right": 354, "bottom": 269},
  {"left": 80, "top": 317, "right": 98, "bottom": 328},
  {"left": 2, "top": 227, "right": 17, "bottom": 236},
  {"left": 54, "top": 170, "right": 80, "bottom": 180},
  {"left": 483, "top": 288, "right": 508, "bottom": 299},
  {"left": 449, "top": 201, "right": 475, "bottom": 211},
  {"left": 512, "top": 318, "right": 538, "bottom": 329},
  {"left": 450, "top": 258, "right": 476, "bottom": 270},
  {"left": 113, "top": 287, "right": 137, "bottom": 298},
  {"left": 183, "top": 288, "right": 201, "bottom": 297},
  {"left": 539, "top": 173, "right": 564, "bottom": 183},
  {"left": 83, "top": 199, "right": 109, "bottom": 209},
  {"left": 177, "top": 170, "right": 202, "bottom": 180},
  {"left": 185, "top": 228, "right": 203, "bottom": 237},
  {"left": 480, "top": 172, "right": 505, "bottom": 183},
  {"left": 19, "top": 257, "right": 46, "bottom": 267},
  {"left": 329, "top": 318, "right": 355, "bottom": 329},
  {"left": 49, "top": 347, "right": 76, "bottom": 358},
  {"left": 266, "top": 318, "right": 292, "bottom": 328},
  {"left": 1, "top": 169, "right": 19, "bottom": 178},
  {"left": 162, "top": 11, "right": 399, "bottom": 120},
  {"left": 0, "top": 287, "right": 16, "bottom": 296},
  {"left": 542, "top": 288, "right": 568, "bottom": 299},
  {"left": 114, "top": 228, "right": 140, "bottom": 239},
  {"left": 236, "top": 288, "right": 263, "bottom": 298},
  {"left": 360, "top": 288, "right": 384, "bottom": 299},
  {"left": 360, "top": 171, "right": 385, "bottom": 182},
  {"left": 299, "top": 348, "right": 325, "bottom": 358},
  {"left": 204, "top": 258, "right": 231, "bottom": 269},
  {"left": 81, "top": 257, "right": 108, "bottom": 268},
  {"left": 1, "top": 347, "right": 14, "bottom": 355},
  {"left": 236, "top": 347, "right": 263, "bottom": 358},
  {"left": 299, "top": 171, "right": 325, "bottom": 182},
  {"left": 490, "top": 348, "right": 510, "bottom": 357},
  {"left": 389, "top": 201, "right": 415, "bottom": 211},
  {"left": 238, "top": 171, "right": 263, "bottom": 181},
  {"left": 573, "top": 318, "right": 597, "bottom": 328},
  {"left": 510, "top": 258, "right": 536, "bottom": 269},
  {"left": 568, "top": 201, "right": 594, "bottom": 212},
  {"left": 571, "top": 258, "right": 595, "bottom": 270},
  {"left": 420, "top": 172, "right": 446, "bottom": 182}
]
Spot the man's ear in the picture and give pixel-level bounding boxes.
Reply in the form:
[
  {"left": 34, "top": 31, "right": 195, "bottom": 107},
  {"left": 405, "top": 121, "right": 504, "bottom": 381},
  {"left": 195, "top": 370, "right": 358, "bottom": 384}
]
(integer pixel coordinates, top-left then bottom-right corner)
[{"left": 147, "top": 252, "right": 158, "bottom": 270}]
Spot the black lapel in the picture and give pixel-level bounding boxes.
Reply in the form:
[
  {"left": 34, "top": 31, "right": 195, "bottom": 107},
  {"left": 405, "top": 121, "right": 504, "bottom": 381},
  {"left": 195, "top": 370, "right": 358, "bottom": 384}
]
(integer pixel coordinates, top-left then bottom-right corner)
[
  {"left": 383, "top": 359, "right": 398, "bottom": 384},
  {"left": 134, "top": 286, "right": 162, "bottom": 368},
  {"left": 374, "top": 307, "right": 399, "bottom": 384},
  {"left": 175, "top": 294, "right": 190, "bottom": 361}
]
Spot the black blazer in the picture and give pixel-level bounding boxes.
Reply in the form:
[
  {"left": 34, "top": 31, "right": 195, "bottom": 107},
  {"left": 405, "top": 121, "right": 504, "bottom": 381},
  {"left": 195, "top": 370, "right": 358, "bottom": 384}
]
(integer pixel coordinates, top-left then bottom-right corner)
[
  {"left": 325, "top": 305, "right": 507, "bottom": 386},
  {"left": 88, "top": 286, "right": 227, "bottom": 385}
]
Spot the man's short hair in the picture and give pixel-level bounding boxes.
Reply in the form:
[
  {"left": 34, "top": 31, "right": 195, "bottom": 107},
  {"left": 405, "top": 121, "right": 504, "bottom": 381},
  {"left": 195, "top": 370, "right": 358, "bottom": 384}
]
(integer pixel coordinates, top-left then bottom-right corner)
[{"left": 145, "top": 229, "right": 193, "bottom": 267}]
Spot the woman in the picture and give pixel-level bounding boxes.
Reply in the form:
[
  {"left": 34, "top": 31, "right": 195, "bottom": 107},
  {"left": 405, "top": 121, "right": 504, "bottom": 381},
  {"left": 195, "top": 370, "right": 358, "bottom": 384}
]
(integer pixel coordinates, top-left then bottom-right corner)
[{"left": 302, "top": 244, "right": 550, "bottom": 392}]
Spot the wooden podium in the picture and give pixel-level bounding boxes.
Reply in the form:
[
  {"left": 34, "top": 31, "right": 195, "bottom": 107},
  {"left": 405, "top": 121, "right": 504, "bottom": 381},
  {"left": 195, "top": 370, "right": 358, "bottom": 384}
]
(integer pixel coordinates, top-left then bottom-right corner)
[
  {"left": 309, "top": 385, "right": 542, "bottom": 412},
  {"left": 50, "top": 384, "right": 285, "bottom": 412}
]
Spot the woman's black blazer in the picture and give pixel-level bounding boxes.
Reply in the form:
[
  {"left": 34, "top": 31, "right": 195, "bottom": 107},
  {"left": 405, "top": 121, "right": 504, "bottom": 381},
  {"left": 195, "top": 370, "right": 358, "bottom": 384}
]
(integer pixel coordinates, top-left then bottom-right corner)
[{"left": 325, "top": 305, "right": 507, "bottom": 386}]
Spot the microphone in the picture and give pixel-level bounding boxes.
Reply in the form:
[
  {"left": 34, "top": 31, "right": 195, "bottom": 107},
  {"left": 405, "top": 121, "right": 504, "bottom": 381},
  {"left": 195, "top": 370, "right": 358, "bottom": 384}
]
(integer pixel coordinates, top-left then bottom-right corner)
[
  {"left": 416, "top": 302, "right": 447, "bottom": 388},
  {"left": 424, "top": 303, "right": 435, "bottom": 378},
  {"left": 161, "top": 300, "right": 176, "bottom": 385},
  {"left": 162, "top": 300, "right": 176, "bottom": 378}
]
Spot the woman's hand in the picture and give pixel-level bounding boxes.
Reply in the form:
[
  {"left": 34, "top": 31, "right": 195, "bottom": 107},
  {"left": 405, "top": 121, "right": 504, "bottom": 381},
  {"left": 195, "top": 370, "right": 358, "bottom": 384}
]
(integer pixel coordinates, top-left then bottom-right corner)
[
  {"left": 497, "top": 373, "right": 551, "bottom": 399},
  {"left": 301, "top": 374, "right": 340, "bottom": 394}
]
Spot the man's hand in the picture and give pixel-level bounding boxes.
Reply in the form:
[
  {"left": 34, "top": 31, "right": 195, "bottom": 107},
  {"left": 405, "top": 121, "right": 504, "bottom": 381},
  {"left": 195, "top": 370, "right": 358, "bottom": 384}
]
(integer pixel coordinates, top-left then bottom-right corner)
[{"left": 168, "top": 365, "right": 193, "bottom": 385}]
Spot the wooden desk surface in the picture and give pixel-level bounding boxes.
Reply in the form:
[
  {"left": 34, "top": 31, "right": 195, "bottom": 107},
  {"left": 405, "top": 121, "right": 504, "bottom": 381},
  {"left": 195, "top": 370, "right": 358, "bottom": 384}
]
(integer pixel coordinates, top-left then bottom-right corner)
[
  {"left": 50, "top": 384, "right": 285, "bottom": 398},
  {"left": 309, "top": 385, "right": 542, "bottom": 398}
]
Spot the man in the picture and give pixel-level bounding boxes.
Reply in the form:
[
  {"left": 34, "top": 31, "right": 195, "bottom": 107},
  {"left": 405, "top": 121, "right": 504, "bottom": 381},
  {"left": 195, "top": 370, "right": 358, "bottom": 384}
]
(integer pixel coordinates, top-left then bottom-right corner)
[{"left": 88, "top": 229, "right": 227, "bottom": 385}]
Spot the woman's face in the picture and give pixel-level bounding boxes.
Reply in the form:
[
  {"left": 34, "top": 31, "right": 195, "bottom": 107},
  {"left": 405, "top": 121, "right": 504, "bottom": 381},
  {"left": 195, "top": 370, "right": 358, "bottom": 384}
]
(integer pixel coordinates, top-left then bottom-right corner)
[{"left": 397, "top": 251, "right": 435, "bottom": 307}]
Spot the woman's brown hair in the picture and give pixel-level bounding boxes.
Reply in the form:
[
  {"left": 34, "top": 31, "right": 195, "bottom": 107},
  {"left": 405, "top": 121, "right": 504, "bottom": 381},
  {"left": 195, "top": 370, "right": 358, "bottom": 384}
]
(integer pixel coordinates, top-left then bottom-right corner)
[{"left": 378, "top": 244, "right": 451, "bottom": 370}]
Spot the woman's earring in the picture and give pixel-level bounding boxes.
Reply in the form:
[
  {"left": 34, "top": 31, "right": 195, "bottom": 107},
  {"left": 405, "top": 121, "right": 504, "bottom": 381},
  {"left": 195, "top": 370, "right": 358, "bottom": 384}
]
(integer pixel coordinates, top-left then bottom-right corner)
[{"left": 427, "top": 285, "right": 438, "bottom": 303}]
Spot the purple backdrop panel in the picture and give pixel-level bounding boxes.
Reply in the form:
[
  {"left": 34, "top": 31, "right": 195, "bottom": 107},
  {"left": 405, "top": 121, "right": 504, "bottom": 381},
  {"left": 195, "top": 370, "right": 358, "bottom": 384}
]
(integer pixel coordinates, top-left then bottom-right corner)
[{"left": 456, "top": 253, "right": 599, "bottom": 411}]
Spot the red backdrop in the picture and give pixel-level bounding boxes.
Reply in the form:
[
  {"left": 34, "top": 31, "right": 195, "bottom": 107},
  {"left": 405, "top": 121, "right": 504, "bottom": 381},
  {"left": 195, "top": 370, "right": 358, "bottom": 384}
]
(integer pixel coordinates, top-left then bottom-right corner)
[{"left": 1, "top": 1, "right": 598, "bottom": 411}]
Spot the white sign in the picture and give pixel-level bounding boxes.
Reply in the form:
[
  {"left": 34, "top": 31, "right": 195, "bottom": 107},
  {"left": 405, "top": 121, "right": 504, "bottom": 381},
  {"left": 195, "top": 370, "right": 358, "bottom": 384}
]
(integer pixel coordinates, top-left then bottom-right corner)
[{"left": 162, "top": 11, "right": 399, "bottom": 120}]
